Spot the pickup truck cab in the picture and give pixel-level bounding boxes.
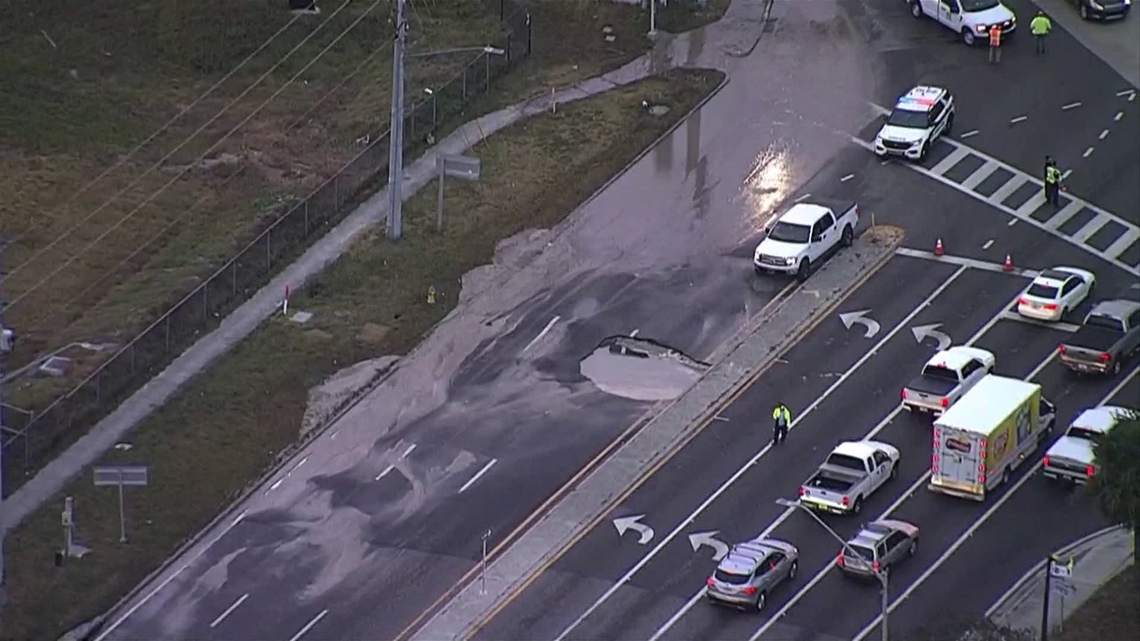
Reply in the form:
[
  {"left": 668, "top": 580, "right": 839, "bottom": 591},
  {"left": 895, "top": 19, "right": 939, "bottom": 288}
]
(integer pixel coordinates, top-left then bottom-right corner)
[
  {"left": 873, "top": 85, "right": 955, "bottom": 161},
  {"left": 1043, "top": 406, "right": 1131, "bottom": 485},
  {"left": 1058, "top": 299, "right": 1140, "bottom": 376},
  {"left": 753, "top": 201, "right": 859, "bottom": 282},
  {"left": 908, "top": 0, "right": 1017, "bottom": 46},
  {"left": 902, "top": 346, "right": 996, "bottom": 415},
  {"left": 799, "top": 441, "right": 901, "bottom": 515}
]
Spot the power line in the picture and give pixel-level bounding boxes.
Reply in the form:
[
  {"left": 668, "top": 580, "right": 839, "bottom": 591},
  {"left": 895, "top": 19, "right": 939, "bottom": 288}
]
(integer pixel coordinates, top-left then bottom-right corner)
[
  {"left": 4, "top": 1, "right": 388, "bottom": 310},
  {"left": 0, "top": 1, "right": 355, "bottom": 290}
]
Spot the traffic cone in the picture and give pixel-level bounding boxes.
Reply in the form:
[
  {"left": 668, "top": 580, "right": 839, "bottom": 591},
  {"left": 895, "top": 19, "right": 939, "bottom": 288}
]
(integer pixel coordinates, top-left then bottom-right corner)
[
  {"left": 934, "top": 238, "right": 944, "bottom": 256},
  {"left": 1003, "top": 255, "right": 1013, "bottom": 272}
]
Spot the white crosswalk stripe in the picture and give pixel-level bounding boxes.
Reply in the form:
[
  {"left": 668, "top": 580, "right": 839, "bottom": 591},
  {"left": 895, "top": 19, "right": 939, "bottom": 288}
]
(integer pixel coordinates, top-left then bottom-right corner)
[{"left": 856, "top": 106, "right": 1140, "bottom": 276}]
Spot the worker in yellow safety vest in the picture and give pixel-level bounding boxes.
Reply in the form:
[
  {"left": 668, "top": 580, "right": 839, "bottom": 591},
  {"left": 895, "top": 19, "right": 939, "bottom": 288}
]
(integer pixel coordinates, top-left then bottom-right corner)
[
  {"left": 1044, "top": 159, "right": 1063, "bottom": 207},
  {"left": 1031, "top": 11, "right": 1052, "bottom": 55},
  {"left": 772, "top": 403, "right": 792, "bottom": 446}
]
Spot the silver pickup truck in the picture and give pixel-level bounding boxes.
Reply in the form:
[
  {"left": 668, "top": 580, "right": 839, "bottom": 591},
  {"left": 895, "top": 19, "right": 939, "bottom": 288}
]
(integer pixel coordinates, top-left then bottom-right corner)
[
  {"left": 1058, "top": 299, "right": 1140, "bottom": 376},
  {"left": 901, "top": 346, "right": 995, "bottom": 415},
  {"left": 798, "top": 441, "right": 901, "bottom": 515}
]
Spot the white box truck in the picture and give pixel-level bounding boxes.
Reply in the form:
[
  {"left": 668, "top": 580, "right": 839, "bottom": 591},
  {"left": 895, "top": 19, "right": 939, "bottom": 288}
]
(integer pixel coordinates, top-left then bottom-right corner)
[{"left": 929, "top": 375, "right": 1056, "bottom": 501}]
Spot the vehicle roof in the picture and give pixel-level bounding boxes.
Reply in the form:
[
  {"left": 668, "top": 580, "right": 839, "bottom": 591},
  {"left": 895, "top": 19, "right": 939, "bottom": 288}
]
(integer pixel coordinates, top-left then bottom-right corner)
[
  {"left": 778, "top": 203, "right": 832, "bottom": 226},
  {"left": 925, "top": 346, "right": 987, "bottom": 371},
  {"left": 1089, "top": 299, "right": 1140, "bottom": 318},
  {"left": 895, "top": 86, "right": 948, "bottom": 112},
  {"left": 1072, "top": 406, "right": 1131, "bottom": 433},
  {"left": 936, "top": 375, "right": 1040, "bottom": 433},
  {"left": 1039, "top": 268, "right": 1081, "bottom": 283},
  {"left": 831, "top": 440, "right": 877, "bottom": 460},
  {"left": 717, "top": 539, "right": 779, "bottom": 573}
]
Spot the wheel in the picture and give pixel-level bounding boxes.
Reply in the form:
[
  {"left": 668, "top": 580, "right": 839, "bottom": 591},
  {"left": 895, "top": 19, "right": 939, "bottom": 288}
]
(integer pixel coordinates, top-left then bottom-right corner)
[
  {"left": 789, "top": 560, "right": 799, "bottom": 579},
  {"left": 1060, "top": 306, "right": 1069, "bottom": 321},
  {"left": 841, "top": 225, "right": 854, "bottom": 247},
  {"left": 852, "top": 497, "right": 863, "bottom": 514},
  {"left": 796, "top": 258, "right": 812, "bottom": 282},
  {"left": 962, "top": 29, "right": 976, "bottom": 46},
  {"left": 910, "top": 1, "right": 923, "bottom": 18},
  {"left": 945, "top": 112, "right": 954, "bottom": 135},
  {"left": 1001, "top": 468, "right": 1011, "bottom": 485},
  {"left": 909, "top": 540, "right": 918, "bottom": 557},
  {"left": 1112, "top": 360, "right": 1122, "bottom": 375},
  {"left": 755, "top": 591, "right": 767, "bottom": 612},
  {"left": 1080, "top": 4, "right": 1090, "bottom": 19},
  {"left": 919, "top": 141, "right": 929, "bottom": 160},
  {"left": 889, "top": 463, "right": 899, "bottom": 480}
]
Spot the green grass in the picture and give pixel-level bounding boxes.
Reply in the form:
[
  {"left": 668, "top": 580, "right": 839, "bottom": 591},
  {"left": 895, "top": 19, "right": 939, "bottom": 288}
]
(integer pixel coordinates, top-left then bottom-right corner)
[
  {"left": 1053, "top": 566, "right": 1139, "bottom": 641},
  {"left": 0, "top": 66, "right": 725, "bottom": 641}
]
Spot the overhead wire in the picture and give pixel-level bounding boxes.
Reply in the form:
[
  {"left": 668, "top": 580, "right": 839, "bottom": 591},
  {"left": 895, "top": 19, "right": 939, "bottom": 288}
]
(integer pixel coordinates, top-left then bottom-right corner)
[{"left": 6, "top": 0, "right": 387, "bottom": 310}]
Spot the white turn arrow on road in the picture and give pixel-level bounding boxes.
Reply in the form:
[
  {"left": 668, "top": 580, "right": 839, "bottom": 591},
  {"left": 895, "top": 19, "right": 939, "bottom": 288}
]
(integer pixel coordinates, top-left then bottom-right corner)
[
  {"left": 911, "top": 323, "right": 952, "bottom": 351},
  {"left": 688, "top": 531, "right": 730, "bottom": 561},
  {"left": 613, "top": 515, "right": 655, "bottom": 545},
  {"left": 838, "top": 310, "right": 881, "bottom": 339}
]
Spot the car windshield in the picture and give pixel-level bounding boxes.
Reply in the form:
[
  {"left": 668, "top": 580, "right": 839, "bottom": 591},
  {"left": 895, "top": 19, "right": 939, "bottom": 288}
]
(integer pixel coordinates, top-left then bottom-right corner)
[
  {"left": 886, "top": 109, "right": 928, "bottom": 129},
  {"left": 845, "top": 544, "right": 875, "bottom": 562},
  {"left": 714, "top": 568, "right": 751, "bottom": 585},
  {"left": 767, "top": 221, "right": 811, "bottom": 244},
  {"left": 1027, "top": 284, "right": 1059, "bottom": 299},
  {"left": 961, "top": 0, "right": 1000, "bottom": 11},
  {"left": 1066, "top": 426, "right": 1104, "bottom": 443},
  {"left": 825, "top": 453, "right": 866, "bottom": 472}
]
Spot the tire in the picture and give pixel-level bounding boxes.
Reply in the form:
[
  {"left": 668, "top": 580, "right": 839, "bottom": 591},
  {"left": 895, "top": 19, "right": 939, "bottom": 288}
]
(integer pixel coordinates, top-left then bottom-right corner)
[
  {"left": 1080, "top": 4, "right": 1090, "bottom": 19},
  {"left": 852, "top": 497, "right": 863, "bottom": 514},
  {"left": 909, "top": 540, "right": 918, "bottom": 557},
  {"left": 1001, "top": 468, "right": 1011, "bottom": 486},
  {"left": 755, "top": 591, "right": 767, "bottom": 612},
  {"left": 796, "top": 258, "right": 812, "bottom": 282},
  {"left": 962, "top": 29, "right": 976, "bottom": 46},
  {"left": 945, "top": 113, "right": 954, "bottom": 136},
  {"left": 1112, "top": 360, "right": 1122, "bottom": 375},
  {"left": 919, "top": 141, "right": 929, "bottom": 160},
  {"left": 1060, "top": 306, "right": 1069, "bottom": 321},
  {"left": 889, "top": 463, "right": 899, "bottom": 480},
  {"left": 910, "top": 1, "right": 923, "bottom": 18},
  {"left": 841, "top": 225, "right": 854, "bottom": 247}
]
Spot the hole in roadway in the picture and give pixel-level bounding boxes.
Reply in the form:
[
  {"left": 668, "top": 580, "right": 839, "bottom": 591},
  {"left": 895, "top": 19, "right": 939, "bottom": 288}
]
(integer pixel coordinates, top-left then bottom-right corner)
[{"left": 579, "top": 336, "right": 710, "bottom": 402}]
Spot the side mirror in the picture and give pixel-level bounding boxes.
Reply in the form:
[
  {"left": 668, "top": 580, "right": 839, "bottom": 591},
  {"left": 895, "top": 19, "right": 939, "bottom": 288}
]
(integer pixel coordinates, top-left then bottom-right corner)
[{"left": 811, "top": 233, "right": 822, "bottom": 243}]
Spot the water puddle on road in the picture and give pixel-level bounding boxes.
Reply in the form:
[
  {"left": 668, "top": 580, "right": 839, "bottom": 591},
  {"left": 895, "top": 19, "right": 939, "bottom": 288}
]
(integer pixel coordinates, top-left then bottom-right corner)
[{"left": 579, "top": 336, "right": 709, "bottom": 402}]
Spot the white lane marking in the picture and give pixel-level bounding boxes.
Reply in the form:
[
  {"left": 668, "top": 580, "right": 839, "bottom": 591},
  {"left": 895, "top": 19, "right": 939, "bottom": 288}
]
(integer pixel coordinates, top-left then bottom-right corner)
[
  {"left": 330, "top": 431, "right": 338, "bottom": 440},
  {"left": 1131, "top": 92, "right": 1137, "bottom": 103},
  {"left": 1044, "top": 200, "right": 1084, "bottom": 231},
  {"left": 1114, "top": 111, "right": 1124, "bottom": 121},
  {"left": 402, "top": 443, "right": 417, "bottom": 458},
  {"left": 551, "top": 267, "right": 972, "bottom": 641},
  {"left": 712, "top": 415, "right": 730, "bottom": 422},
  {"left": 849, "top": 365, "right": 1140, "bottom": 641},
  {"left": 1116, "top": 89, "right": 1135, "bottom": 97},
  {"left": 958, "top": 129, "right": 980, "bottom": 139},
  {"left": 894, "top": 247, "right": 1039, "bottom": 279},
  {"left": 1105, "top": 228, "right": 1140, "bottom": 260},
  {"left": 93, "top": 510, "right": 249, "bottom": 640},
  {"left": 998, "top": 310, "right": 1080, "bottom": 333},
  {"left": 523, "top": 316, "right": 560, "bottom": 353},
  {"left": 268, "top": 479, "right": 284, "bottom": 492},
  {"left": 377, "top": 443, "right": 418, "bottom": 480},
  {"left": 1061, "top": 169, "right": 1073, "bottom": 181},
  {"left": 209, "top": 593, "right": 249, "bottom": 628},
  {"left": 982, "top": 240, "right": 994, "bottom": 250},
  {"left": 840, "top": 174, "right": 855, "bottom": 182},
  {"left": 629, "top": 329, "right": 640, "bottom": 337},
  {"left": 961, "top": 160, "right": 999, "bottom": 191},
  {"left": 1099, "top": 129, "right": 1110, "bottom": 140},
  {"left": 1008, "top": 218, "right": 1018, "bottom": 227},
  {"left": 1072, "top": 212, "right": 1112, "bottom": 243},
  {"left": 1010, "top": 115, "right": 1028, "bottom": 124},
  {"left": 638, "top": 282, "right": 1027, "bottom": 641},
  {"left": 931, "top": 147, "right": 971, "bottom": 175},
  {"left": 1083, "top": 147, "right": 1095, "bottom": 158},
  {"left": 988, "top": 174, "right": 1028, "bottom": 205},
  {"left": 459, "top": 459, "right": 497, "bottom": 493},
  {"left": 793, "top": 193, "right": 813, "bottom": 203},
  {"left": 289, "top": 609, "right": 329, "bottom": 641},
  {"left": 757, "top": 351, "right": 1061, "bottom": 641},
  {"left": 293, "top": 457, "right": 308, "bottom": 472},
  {"left": 1061, "top": 101, "right": 1082, "bottom": 111}
]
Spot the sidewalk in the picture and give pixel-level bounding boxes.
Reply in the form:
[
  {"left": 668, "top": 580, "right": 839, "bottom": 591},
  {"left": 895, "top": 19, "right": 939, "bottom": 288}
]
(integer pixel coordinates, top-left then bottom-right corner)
[{"left": 986, "top": 525, "right": 1135, "bottom": 638}]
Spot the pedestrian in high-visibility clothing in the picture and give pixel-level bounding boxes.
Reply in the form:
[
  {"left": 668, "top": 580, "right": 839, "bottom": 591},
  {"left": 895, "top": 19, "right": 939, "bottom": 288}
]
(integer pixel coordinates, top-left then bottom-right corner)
[
  {"left": 772, "top": 403, "right": 792, "bottom": 446},
  {"left": 988, "top": 24, "right": 1003, "bottom": 63},
  {"left": 1044, "top": 158, "right": 1062, "bottom": 207},
  {"left": 1030, "top": 11, "right": 1052, "bottom": 55}
]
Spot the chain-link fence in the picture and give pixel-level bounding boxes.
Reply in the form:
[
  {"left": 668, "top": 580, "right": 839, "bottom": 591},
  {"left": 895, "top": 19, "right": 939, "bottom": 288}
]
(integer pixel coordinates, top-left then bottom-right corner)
[{"left": 0, "top": 10, "right": 533, "bottom": 492}]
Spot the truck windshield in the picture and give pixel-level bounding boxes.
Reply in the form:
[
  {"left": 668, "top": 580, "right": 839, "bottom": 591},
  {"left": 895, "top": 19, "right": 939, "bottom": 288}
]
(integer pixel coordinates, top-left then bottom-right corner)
[
  {"left": 961, "top": 0, "right": 1000, "bottom": 11},
  {"left": 1084, "top": 314, "right": 1124, "bottom": 332},
  {"left": 825, "top": 453, "right": 866, "bottom": 472},
  {"left": 886, "top": 109, "right": 928, "bottom": 129},
  {"left": 1065, "top": 426, "right": 1103, "bottom": 443},
  {"left": 922, "top": 365, "right": 959, "bottom": 382},
  {"left": 767, "top": 221, "right": 811, "bottom": 244}
]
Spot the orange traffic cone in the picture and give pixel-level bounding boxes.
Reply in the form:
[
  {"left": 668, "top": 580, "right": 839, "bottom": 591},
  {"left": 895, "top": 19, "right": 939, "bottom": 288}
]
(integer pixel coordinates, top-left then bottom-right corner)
[
  {"left": 934, "top": 238, "right": 944, "bottom": 256},
  {"left": 1003, "top": 255, "right": 1013, "bottom": 272}
]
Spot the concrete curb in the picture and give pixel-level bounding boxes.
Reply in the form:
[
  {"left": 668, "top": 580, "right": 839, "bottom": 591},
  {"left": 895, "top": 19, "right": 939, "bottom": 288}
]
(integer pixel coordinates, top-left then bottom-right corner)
[
  {"left": 410, "top": 226, "right": 905, "bottom": 641},
  {"left": 721, "top": 0, "right": 776, "bottom": 58}
]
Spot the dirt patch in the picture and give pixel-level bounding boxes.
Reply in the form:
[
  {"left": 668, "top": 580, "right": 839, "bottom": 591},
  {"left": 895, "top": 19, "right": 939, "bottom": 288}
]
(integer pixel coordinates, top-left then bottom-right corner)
[
  {"left": 1, "top": 66, "right": 725, "bottom": 641},
  {"left": 1053, "top": 566, "right": 1139, "bottom": 641}
]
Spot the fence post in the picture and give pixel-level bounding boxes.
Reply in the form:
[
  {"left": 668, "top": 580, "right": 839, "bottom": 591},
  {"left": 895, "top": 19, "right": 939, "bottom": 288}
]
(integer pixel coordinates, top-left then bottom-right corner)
[
  {"left": 499, "top": 0, "right": 504, "bottom": 20},
  {"left": 526, "top": 13, "right": 532, "bottom": 57},
  {"left": 462, "top": 66, "right": 468, "bottom": 100},
  {"left": 231, "top": 260, "right": 237, "bottom": 297},
  {"left": 130, "top": 342, "right": 136, "bottom": 377},
  {"left": 485, "top": 53, "right": 490, "bottom": 91},
  {"left": 202, "top": 284, "right": 208, "bottom": 322},
  {"left": 304, "top": 198, "right": 310, "bottom": 235},
  {"left": 334, "top": 174, "right": 340, "bottom": 209},
  {"left": 266, "top": 228, "right": 272, "bottom": 271},
  {"left": 164, "top": 314, "right": 171, "bottom": 354},
  {"left": 506, "top": 32, "right": 512, "bottom": 64}
]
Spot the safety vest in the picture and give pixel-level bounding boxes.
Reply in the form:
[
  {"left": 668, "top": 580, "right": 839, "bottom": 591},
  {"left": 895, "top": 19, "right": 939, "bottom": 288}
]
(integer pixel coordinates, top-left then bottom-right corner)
[
  {"left": 1030, "top": 15, "right": 1051, "bottom": 35},
  {"left": 772, "top": 405, "right": 791, "bottom": 426},
  {"left": 1046, "top": 166, "right": 1061, "bottom": 184},
  {"left": 989, "top": 26, "right": 1002, "bottom": 47}
]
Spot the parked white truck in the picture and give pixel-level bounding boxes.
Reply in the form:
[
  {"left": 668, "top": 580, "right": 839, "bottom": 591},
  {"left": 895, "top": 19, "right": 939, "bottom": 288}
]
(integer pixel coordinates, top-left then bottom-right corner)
[
  {"left": 798, "top": 441, "right": 900, "bottom": 515},
  {"left": 907, "top": 0, "right": 1017, "bottom": 46},
  {"left": 929, "top": 375, "right": 1056, "bottom": 501},
  {"left": 753, "top": 201, "right": 860, "bottom": 282},
  {"left": 1043, "top": 406, "right": 1132, "bottom": 485},
  {"left": 901, "top": 346, "right": 995, "bottom": 415}
]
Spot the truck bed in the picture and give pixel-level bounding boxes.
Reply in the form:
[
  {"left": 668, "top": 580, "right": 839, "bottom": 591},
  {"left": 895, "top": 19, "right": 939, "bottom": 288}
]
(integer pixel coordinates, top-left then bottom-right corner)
[
  {"left": 1063, "top": 326, "right": 1121, "bottom": 354},
  {"left": 806, "top": 466, "right": 862, "bottom": 492},
  {"left": 904, "top": 374, "right": 956, "bottom": 396}
]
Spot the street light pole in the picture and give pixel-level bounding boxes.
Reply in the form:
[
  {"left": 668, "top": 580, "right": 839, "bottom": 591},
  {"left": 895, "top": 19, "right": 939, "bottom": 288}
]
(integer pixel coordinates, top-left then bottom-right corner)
[
  {"left": 0, "top": 238, "right": 9, "bottom": 626},
  {"left": 386, "top": 0, "right": 409, "bottom": 240},
  {"left": 776, "top": 498, "right": 890, "bottom": 641}
]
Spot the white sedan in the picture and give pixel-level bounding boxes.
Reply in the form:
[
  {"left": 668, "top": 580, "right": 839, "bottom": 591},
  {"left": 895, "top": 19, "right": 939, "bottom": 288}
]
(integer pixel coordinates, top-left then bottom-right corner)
[{"left": 1017, "top": 267, "right": 1096, "bottom": 322}]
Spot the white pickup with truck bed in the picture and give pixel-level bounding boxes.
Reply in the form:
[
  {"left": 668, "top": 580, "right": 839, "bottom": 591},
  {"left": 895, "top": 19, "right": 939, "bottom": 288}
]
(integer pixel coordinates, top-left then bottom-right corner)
[
  {"left": 901, "top": 346, "right": 995, "bottom": 415},
  {"left": 753, "top": 200, "right": 859, "bottom": 282},
  {"left": 799, "top": 441, "right": 901, "bottom": 515}
]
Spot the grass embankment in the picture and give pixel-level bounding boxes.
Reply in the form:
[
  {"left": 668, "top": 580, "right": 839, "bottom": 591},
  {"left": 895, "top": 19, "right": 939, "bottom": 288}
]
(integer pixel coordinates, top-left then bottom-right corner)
[
  {"left": 1053, "top": 567, "right": 1139, "bottom": 641},
  {"left": 1, "top": 66, "right": 726, "bottom": 641}
]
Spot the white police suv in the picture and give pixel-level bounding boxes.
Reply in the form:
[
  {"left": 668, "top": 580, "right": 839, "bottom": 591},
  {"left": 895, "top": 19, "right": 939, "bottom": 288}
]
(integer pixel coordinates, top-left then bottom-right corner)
[{"left": 873, "top": 86, "right": 955, "bottom": 161}]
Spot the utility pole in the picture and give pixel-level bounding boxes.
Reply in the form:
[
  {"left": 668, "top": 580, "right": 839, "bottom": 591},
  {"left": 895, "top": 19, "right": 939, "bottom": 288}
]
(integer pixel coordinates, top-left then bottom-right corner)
[
  {"left": 386, "top": 0, "right": 409, "bottom": 240},
  {"left": 0, "top": 238, "right": 9, "bottom": 628}
]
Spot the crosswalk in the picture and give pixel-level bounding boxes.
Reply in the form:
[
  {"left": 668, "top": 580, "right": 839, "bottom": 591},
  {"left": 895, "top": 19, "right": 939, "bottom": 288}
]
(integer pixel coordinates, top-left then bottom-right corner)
[{"left": 851, "top": 107, "right": 1140, "bottom": 277}]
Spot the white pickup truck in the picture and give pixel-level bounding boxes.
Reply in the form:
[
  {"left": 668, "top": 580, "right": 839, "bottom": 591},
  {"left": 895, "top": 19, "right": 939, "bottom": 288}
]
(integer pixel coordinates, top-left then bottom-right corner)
[
  {"left": 902, "top": 346, "right": 995, "bottom": 415},
  {"left": 1043, "top": 406, "right": 1131, "bottom": 485},
  {"left": 907, "top": 0, "right": 1017, "bottom": 46},
  {"left": 753, "top": 201, "right": 860, "bottom": 282},
  {"left": 799, "top": 441, "right": 901, "bottom": 515}
]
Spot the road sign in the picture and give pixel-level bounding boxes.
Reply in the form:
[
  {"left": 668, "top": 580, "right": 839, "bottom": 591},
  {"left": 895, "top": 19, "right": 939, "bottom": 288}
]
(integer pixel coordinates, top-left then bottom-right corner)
[
  {"left": 435, "top": 154, "right": 484, "bottom": 232},
  {"left": 1049, "top": 556, "right": 1074, "bottom": 579},
  {"left": 93, "top": 465, "right": 150, "bottom": 543},
  {"left": 1051, "top": 577, "right": 1077, "bottom": 597}
]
